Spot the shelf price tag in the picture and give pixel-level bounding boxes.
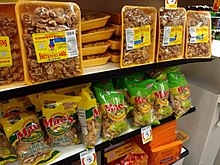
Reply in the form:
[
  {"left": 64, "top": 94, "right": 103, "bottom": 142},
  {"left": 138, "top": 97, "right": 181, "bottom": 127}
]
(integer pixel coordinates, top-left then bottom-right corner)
[
  {"left": 165, "top": 0, "right": 178, "bottom": 9},
  {"left": 141, "top": 125, "right": 152, "bottom": 144},
  {"left": 80, "top": 148, "right": 97, "bottom": 165}
]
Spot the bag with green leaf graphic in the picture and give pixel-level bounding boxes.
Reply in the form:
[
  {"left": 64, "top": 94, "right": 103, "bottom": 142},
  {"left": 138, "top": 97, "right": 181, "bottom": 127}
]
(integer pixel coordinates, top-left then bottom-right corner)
[
  {"left": 0, "top": 113, "right": 60, "bottom": 165},
  {"left": 39, "top": 94, "right": 82, "bottom": 147},
  {"left": 94, "top": 87, "right": 128, "bottom": 140},
  {"left": 0, "top": 129, "right": 17, "bottom": 165},
  {"left": 77, "top": 87, "right": 102, "bottom": 148},
  {"left": 168, "top": 72, "right": 192, "bottom": 118},
  {"left": 126, "top": 79, "right": 155, "bottom": 127},
  {"left": 152, "top": 81, "right": 173, "bottom": 120}
]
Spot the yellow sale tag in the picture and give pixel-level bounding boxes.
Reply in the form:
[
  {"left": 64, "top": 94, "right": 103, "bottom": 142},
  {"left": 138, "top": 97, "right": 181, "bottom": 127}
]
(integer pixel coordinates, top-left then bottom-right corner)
[
  {"left": 80, "top": 148, "right": 97, "bottom": 165},
  {"left": 163, "top": 26, "right": 183, "bottom": 46},
  {"left": 33, "top": 30, "right": 78, "bottom": 63},
  {"left": 0, "top": 36, "right": 12, "bottom": 67},
  {"left": 141, "top": 125, "right": 152, "bottom": 144},
  {"left": 125, "top": 25, "right": 151, "bottom": 50},
  {"left": 189, "top": 26, "right": 209, "bottom": 43},
  {"left": 165, "top": 0, "right": 178, "bottom": 9}
]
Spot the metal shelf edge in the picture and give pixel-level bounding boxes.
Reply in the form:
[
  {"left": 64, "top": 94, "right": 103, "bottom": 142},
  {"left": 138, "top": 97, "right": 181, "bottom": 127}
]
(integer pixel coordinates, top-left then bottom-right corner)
[
  {"left": 0, "top": 58, "right": 214, "bottom": 101},
  {"left": 111, "top": 106, "right": 196, "bottom": 145}
]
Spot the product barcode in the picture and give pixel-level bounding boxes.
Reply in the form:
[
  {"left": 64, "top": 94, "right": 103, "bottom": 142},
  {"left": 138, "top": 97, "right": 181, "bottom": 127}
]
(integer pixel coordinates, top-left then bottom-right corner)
[
  {"left": 65, "top": 30, "right": 78, "bottom": 57},
  {"left": 189, "top": 27, "right": 197, "bottom": 43},
  {"left": 190, "top": 37, "right": 196, "bottom": 43},
  {"left": 163, "top": 27, "right": 171, "bottom": 46},
  {"left": 66, "top": 31, "right": 75, "bottom": 36},
  {"left": 125, "top": 28, "right": 134, "bottom": 50}
]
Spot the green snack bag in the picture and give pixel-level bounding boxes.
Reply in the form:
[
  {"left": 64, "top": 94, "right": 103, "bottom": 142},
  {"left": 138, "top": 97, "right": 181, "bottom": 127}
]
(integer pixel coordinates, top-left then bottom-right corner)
[
  {"left": 165, "top": 66, "right": 179, "bottom": 73},
  {"left": 93, "top": 79, "right": 114, "bottom": 90},
  {"left": 147, "top": 68, "right": 167, "bottom": 82},
  {"left": 127, "top": 80, "right": 154, "bottom": 127},
  {"left": 152, "top": 81, "right": 173, "bottom": 120},
  {"left": 168, "top": 72, "right": 192, "bottom": 119},
  {"left": 94, "top": 87, "right": 128, "bottom": 140}
]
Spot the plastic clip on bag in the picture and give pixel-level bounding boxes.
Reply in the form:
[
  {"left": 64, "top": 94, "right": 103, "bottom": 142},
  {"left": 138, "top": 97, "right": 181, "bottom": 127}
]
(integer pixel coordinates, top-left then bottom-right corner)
[
  {"left": 77, "top": 88, "right": 101, "bottom": 148},
  {"left": 157, "top": 7, "right": 186, "bottom": 62},
  {"left": 39, "top": 93, "right": 82, "bottom": 147},
  {"left": 168, "top": 72, "right": 192, "bottom": 118},
  {"left": 16, "top": 1, "right": 83, "bottom": 84},
  {"left": 94, "top": 87, "right": 128, "bottom": 140},
  {"left": 0, "top": 129, "right": 17, "bottom": 165},
  {"left": 152, "top": 81, "right": 173, "bottom": 120},
  {"left": 0, "top": 113, "right": 60, "bottom": 165},
  {"left": 121, "top": 6, "right": 157, "bottom": 68}
]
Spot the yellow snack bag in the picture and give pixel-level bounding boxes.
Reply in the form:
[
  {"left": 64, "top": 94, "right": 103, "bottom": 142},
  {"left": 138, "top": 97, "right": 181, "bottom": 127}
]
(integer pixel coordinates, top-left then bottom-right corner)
[
  {"left": 0, "top": 129, "right": 17, "bottom": 165},
  {"left": 0, "top": 113, "right": 60, "bottom": 165},
  {"left": 54, "top": 83, "right": 92, "bottom": 96},
  {"left": 0, "top": 96, "right": 34, "bottom": 118},
  {"left": 39, "top": 94, "right": 82, "bottom": 147},
  {"left": 77, "top": 88, "right": 101, "bottom": 148}
]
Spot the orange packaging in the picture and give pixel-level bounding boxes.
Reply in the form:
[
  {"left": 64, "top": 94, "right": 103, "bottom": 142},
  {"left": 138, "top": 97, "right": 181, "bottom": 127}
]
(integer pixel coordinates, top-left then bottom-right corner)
[
  {"left": 157, "top": 7, "right": 186, "bottom": 62},
  {"left": 104, "top": 141, "right": 148, "bottom": 165},
  {"left": 120, "top": 6, "right": 157, "bottom": 68},
  {"left": 149, "top": 140, "right": 182, "bottom": 165},
  {"left": 0, "top": 3, "right": 25, "bottom": 89},
  {"left": 185, "top": 11, "right": 211, "bottom": 58},
  {"left": 16, "top": 1, "right": 83, "bottom": 85}
]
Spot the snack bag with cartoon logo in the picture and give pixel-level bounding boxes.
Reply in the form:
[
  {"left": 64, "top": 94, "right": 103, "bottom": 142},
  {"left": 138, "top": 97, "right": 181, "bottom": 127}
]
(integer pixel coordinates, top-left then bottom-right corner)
[
  {"left": 127, "top": 79, "right": 155, "bottom": 127},
  {"left": 0, "top": 113, "right": 60, "bottom": 165},
  {"left": 0, "top": 129, "right": 17, "bottom": 165},
  {"left": 152, "top": 81, "right": 173, "bottom": 120},
  {"left": 39, "top": 94, "right": 82, "bottom": 147},
  {"left": 168, "top": 72, "right": 192, "bottom": 118},
  {"left": 77, "top": 88, "right": 102, "bottom": 148},
  {"left": 0, "top": 96, "right": 34, "bottom": 118},
  {"left": 94, "top": 87, "right": 128, "bottom": 140}
]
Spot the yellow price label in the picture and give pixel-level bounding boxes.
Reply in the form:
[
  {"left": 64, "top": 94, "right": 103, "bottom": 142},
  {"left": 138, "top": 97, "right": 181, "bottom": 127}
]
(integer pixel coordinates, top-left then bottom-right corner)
[{"left": 0, "top": 36, "right": 12, "bottom": 67}]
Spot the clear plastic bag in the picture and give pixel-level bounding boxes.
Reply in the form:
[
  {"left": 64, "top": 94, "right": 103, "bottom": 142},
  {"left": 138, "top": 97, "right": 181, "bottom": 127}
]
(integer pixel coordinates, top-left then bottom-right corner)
[
  {"left": 39, "top": 93, "right": 81, "bottom": 147},
  {"left": 168, "top": 72, "right": 192, "bottom": 118},
  {"left": 94, "top": 87, "right": 128, "bottom": 140},
  {"left": 121, "top": 6, "right": 157, "bottom": 68},
  {"left": 0, "top": 130, "right": 17, "bottom": 165},
  {"left": 152, "top": 81, "right": 173, "bottom": 120},
  {"left": 16, "top": 1, "right": 82, "bottom": 84},
  {"left": 0, "top": 113, "right": 60, "bottom": 165},
  {"left": 77, "top": 88, "right": 101, "bottom": 147},
  {"left": 186, "top": 11, "right": 211, "bottom": 58},
  {"left": 157, "top": 7, "right": 186, "bottom": 62}
]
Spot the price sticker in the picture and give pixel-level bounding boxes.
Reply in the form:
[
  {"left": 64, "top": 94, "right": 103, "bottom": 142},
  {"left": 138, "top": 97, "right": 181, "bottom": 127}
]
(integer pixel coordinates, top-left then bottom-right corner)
[
  {"left": 165, "top": 0, "right": 178, "bottom": 9},
  {"left": 141, "top": 125, "right": 152, "bottom": 144},
  {"left": 80, "top": 148, "right": 97, "bottom": 165}
]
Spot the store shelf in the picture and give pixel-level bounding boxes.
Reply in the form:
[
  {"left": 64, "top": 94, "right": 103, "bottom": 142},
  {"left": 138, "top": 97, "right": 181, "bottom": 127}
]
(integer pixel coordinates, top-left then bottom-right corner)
[
  {"left": 9, "top": 107, "right": 194, "bottom": 165},
  {"left": 212, "top": 29, "right": 220, "bottom": 32},
  {"left": 111, "top": 106, "right": 196, "bottom": 145},
  {"left": 10, "top": 137, "right": 110, "bottom": 165},
  {"left": 0, "top": 58, "right": 214, "bottom": 101}
]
